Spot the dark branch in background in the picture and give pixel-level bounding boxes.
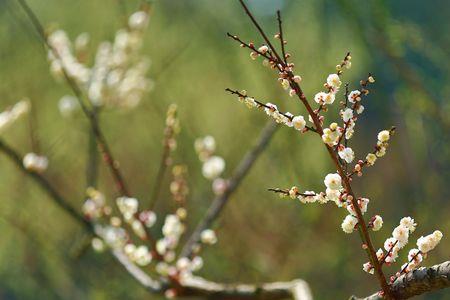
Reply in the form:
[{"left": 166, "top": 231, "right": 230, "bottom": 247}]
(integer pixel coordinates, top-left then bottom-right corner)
[
  {"left": 0, "top": 139, "right": 90, "bottom": 230},
  {"left": 351, "top": 261, "right": 450, "bottom": 300},
  {"left": 180, "top": 120, "right": 278, "bottom": 258},
  {"left": 86, "top": 107, "right": 100, "bottom": 189}
]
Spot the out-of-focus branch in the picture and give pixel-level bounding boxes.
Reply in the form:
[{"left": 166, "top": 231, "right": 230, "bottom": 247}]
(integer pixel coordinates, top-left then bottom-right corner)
[
  {"left": 180, "top": 120, "right": 278, "bottom": 258},
  {"left": 0, "top": 138, "right": 90, "bottom": 229},
  {"left": 181, "top": 276, "right": 312, "bottom": 300},
  {"left": 86, "top": 108, "right": 100, "bottom": 189},
  {"left": 351, "top": 260, "right": 450, "bottom": 300},
  {"left": 16, "top": 0, "right": 131, "bottom": 197},
  {"left": 1, "top": 137, "right": 311, "bottom": 300}
]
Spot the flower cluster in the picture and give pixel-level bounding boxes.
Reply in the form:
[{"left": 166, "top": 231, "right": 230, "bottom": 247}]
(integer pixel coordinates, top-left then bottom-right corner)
[
  {"left": 195, "top": 136, "right": 227, "bottom": 194},
  {"left": 362, "top": 216, "right": 442, "bottom": 278},
  {"left": 0, "top": 100, "right": 30, "bottom": 134},
  {"left": 47, "top": 9, "right": 153, "bottom": 110}
]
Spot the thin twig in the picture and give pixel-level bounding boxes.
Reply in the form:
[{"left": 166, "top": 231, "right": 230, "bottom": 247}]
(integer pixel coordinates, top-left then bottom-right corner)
[
  {"left": 276, "top": 10, "right": 287, "bottom": 65},
  {"left": 180, "top": 120, "right": 278, "bottom": 258}
]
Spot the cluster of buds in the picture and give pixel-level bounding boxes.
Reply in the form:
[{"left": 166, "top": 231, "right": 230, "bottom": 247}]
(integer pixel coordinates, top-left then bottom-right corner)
[
  {"left": 48, "top": 9, "right": 153, "bottom": 111},
  {"left": 82, "top": 188, "right": 109, "bottom": 220},
  {"left": 124, "top": 243, "right": 152, "bottom": 266},
  {"left": 335, "top": 52, "right": 352, "bottom": 75},
  {"left": 0, "top": 100, "right": 30, "bottom": 134},
  {"left": 348, "top": 128, "right": 395, "bottom": 178},
  {"left": 22, "top": 153, "right": 49, "bottom": 173},
  {"left": 116, "top": 196, "right": 152, "bottom": 239},
  {"left": 164, "top": 104, "right": 180, "bottom": 154},
  {"left": 195, "top": 136, "right": 226, "bottom": 191},
  {"left": 229, "top": 89, "right": 308, "bottom": 132},
  {"left": 363, "top": 217, "right": 442, "bottom": 277},
  {"left": 170, "top": 165, "right": 189, "bottom": 206}
]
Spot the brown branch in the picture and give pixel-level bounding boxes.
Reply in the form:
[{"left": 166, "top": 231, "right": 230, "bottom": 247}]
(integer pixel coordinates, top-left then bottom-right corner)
[
  {"left": 276, "top": 10, "right": 287, "bottom": 65},
  {"left": 234, "top": 0, "right": 391, "bottom": 296},
  {"left": 180, "top": 120, "right": 278, "bottom": 258},
  {"left": 351, "top": 260, "right": 450, "bottom": 300}
]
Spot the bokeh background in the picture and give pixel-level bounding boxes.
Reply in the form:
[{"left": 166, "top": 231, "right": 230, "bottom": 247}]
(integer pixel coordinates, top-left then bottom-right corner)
[{"left": 0, "top": 0, "right": 449, "bottom": 299}]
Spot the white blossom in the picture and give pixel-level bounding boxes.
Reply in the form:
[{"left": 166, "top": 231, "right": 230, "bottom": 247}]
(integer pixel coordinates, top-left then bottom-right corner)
[
  {"left": 128, "top": 11, "right": 149, "bottom": 30},
  {"left": 356, "top": 105, "right": 365, "bottom": 114},
  {"left": 338, "top": 147, "right": 355, "bottom": 163},
  {"left": 372, "top": 215, "right": 383, "bottom": 231},
  {"left": 417, "top": 230, "right": 443, "bottom": 253},
  {"left": 202, "top": 156, "right": 225, "bottom": 180},
  {"left": 341, "top": 108, "right": 353, "bottom": 122},
  {"left": 314, "top": 92, "right": 327, "bottom": 104},
  {"left": 91, "top": 238, "right": 105, "bottom": 252},
  {"left": 292, "top": 115, "right": 306, "bottom": 131},
  {"left": 327, "top": 74, "right": 341, "bottom": 89},
  {"left": 58, "top": 95, "right": 79, "bottom": 117},
  {"left": 366, "top": 153, "right": 377, "bottom": 166},
  {"left": 400, "top": 217, "right": 417, "bottom": 233},
  {"left": 116, "top": 197, "right": 139, "bottom": 220},
  {"left": 377, "top": 130, "right": 390, "bottom": 143},
  {"left": 201, "top": 229, "right": 217, "bottom": 245},
  {"left": 348, "top": 90, "right": 361, "bottom": 103},
  {"left": 342, "top": 215, "right": 358, "bottom": 233},
  {"left": 363, "top": 262, "right": 374, "bottom": 274},
  {"left": 324, "top": 173, "right": 342, "bottom": 190},
  {"left": 392, "top": 225, "right": 409, "bottom": 247}
]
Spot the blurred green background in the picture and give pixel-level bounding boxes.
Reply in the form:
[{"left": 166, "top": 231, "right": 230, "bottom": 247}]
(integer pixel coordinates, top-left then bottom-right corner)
[{"left": 0, "top": 0, "right": 449, "bottom": 299}]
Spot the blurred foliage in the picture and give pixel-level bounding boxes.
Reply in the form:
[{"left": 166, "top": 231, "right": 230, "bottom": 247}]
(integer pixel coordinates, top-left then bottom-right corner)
[{"left": 0, "top": 0, "right": 448, "bottom": 299}]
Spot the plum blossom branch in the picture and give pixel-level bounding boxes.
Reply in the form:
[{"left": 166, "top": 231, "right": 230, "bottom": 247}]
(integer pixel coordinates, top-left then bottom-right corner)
[{"left": 231, "top": 0, "right": 393, "bottom": 296}]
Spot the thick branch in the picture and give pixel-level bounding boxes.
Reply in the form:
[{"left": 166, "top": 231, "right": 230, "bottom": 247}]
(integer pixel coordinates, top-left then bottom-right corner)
[
  {"left": 351, "top": 260, "right": 450, "bottom": 299},
  {"left": 182, "top": 276, "right": 312, "bottom": 300},
  {"left": 180, "top": 120, "right": 278, "bottom": 258}
]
